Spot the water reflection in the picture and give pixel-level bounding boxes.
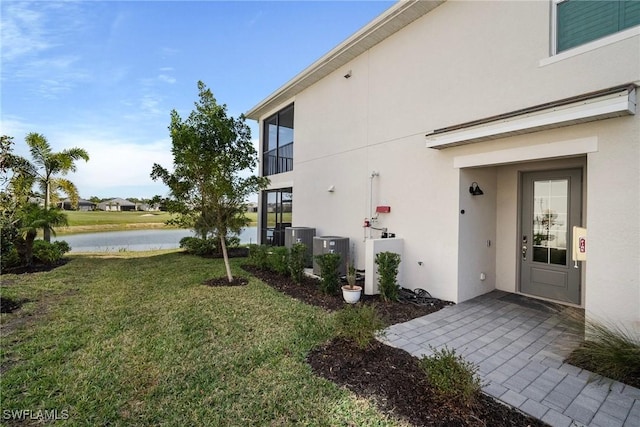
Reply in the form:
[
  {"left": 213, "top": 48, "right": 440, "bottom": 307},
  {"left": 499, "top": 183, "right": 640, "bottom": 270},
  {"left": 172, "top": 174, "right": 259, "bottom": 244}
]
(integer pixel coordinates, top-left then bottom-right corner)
[{"left": 54, "top": 227, "right": 258, "bottom": 253}]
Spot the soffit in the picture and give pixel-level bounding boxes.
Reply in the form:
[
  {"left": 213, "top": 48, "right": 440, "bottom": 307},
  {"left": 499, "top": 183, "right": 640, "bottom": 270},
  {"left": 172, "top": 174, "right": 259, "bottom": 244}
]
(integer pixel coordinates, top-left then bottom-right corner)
[{"left": 246, "top": 0, "right": 445, "bottom": 120}]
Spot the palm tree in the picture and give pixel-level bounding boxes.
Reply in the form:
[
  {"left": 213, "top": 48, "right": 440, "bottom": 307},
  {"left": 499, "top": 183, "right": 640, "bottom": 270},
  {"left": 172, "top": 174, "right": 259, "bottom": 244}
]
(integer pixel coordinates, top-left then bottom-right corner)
[
  {"left": 14, "top": 203, "right": 68, "bottom": 266},
  {"left": 25, "top": 133, "right": 89, "bottom": 242}
]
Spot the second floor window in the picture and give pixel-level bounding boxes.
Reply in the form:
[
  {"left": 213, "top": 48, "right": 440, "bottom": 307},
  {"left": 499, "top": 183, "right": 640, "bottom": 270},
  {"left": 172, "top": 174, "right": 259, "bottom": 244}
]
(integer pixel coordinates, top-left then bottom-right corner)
[
  {"left": 556, "top": 0, "right": 640, "bottom": 53},
  {"left": 263, "top": 104, "right": 294, "bottom": 176}
]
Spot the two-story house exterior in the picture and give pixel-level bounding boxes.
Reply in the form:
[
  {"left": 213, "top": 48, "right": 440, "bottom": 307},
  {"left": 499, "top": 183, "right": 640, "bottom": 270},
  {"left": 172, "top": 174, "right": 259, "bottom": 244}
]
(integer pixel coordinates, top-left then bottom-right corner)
[{"left": 247, "top": 0, "right": 640, "bottom": 330}]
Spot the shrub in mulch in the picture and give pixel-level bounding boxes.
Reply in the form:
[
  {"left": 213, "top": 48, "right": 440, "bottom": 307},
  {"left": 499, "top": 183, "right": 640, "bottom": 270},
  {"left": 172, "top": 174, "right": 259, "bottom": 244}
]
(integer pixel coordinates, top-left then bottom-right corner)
[
  {"left": 202, "top": 277, "right": 249, "bottom": 287},
  {"left": 308, "top": 338, "right": 547, "bottom": 427},
  {"left": 245, "top": 263, "right": 548, "bottom": 427},
  {"left": 186, "top": 247, "right": 249, "bottom": 259},
  {"left": 241, "top": 264, "right": 451, "bottom": 325}
]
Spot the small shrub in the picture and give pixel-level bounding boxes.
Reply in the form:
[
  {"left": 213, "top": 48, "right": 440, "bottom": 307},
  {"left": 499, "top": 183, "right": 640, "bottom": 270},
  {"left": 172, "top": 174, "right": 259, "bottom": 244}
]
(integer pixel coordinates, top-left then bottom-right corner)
[
  {"left": 53, "top": 240, "right": 71, "bottom": 254},
  {"left": 375, "top": 251, "right": 401, "bottom": 301},
  {"left": 315, "top": 252, "right": 341, "bottom": 295},
  {"left": 1, "top": 247, "right": 21, "bottom": 270},
  {"left": 289, "top": 242, "right": 307, "bottom": 283},
  {"left": 180, "top": 236, "right": 240, "bottom": 256},
  {"left": 420, "top": 346, "right": 482, "bottom": 406},
  {"left": 247, "top": 244, "right": 270, "bottom": 270},
  {"left": 268, "top": 246, "right": 289, "bottom": 276},
  {"left": 225, "top": 236, "right": 240, "bottom": 249},
  {"left": 334, "top": 304, "right": 385, "bottom": 349},
  {"left": 179, "top": 237, "right": 216, "bottom": 255},
  {"left": 566, "top": 315, "right": 640, "bottom": 388},
  {"left": 33, "top": 240, "right": 71, "bottom": 265},
  {"left": 0, "top": 221, "right": 18, "bottom": 269}
]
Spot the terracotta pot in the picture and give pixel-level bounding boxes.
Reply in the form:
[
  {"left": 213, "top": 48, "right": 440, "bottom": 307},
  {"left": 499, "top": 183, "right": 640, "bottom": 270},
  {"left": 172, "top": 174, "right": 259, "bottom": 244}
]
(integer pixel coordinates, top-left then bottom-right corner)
[{"left": 341, "top": 285, "right": 362, "bottom": 304}]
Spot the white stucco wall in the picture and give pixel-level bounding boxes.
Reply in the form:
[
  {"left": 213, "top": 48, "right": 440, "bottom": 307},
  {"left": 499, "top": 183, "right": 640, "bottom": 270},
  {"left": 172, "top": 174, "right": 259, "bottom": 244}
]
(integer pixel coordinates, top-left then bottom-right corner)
[
  {"left": 585, "top": 115, "right": 640, "bottom": 329},
  {"left": 257, "top": 1, "right": 640, "bottom": 328}
]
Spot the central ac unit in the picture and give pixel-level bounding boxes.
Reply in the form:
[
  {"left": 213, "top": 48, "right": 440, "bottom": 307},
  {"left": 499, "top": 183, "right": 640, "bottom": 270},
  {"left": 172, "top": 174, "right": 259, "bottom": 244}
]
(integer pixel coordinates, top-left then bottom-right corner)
[
  {"left": 285, "top": 227, "right": 316, "bottom": 267},
  {"left": 312, "top": 236, "right": 350, "bottom": 276}
]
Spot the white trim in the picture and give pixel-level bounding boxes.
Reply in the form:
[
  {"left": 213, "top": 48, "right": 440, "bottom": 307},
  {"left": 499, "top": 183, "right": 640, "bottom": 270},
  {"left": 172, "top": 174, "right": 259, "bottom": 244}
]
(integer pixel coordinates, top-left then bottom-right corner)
[
  {"left": 266, "top": 180, "right": 294, "bottom": 191},
  {"left": 542, "top": 26, "right": 640, "bottom": 67},
  {"left": 549, "top": 0, "right": 564, "bottom": 58},
  {"left": 426, "top": 88, "right": 635, "bottom": 149},
  {"left": 453, "top": 137, "right": 598, "bottom": 169}
]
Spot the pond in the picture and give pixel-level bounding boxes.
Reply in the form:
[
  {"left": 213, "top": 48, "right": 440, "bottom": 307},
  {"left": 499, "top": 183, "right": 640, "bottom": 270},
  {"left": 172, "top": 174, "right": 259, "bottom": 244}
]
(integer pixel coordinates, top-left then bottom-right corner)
[{"left": 54, "top": 227, "right": 258, "bottom": 253}]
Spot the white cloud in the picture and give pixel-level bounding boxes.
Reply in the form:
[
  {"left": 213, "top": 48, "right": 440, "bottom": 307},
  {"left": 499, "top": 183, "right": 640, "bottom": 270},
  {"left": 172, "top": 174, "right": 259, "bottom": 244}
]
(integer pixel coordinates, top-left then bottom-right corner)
[
  {"left": 62, "top": 136, "right": 174, "bottom": 198},
  {"left": 0, "top": 115, "right": 31, "bottom": 141},
  {"left": 158, "top": 74, "right": 176, "bottom": 84},
  {"left": 0, "top": 2, "right": 52, "bottom": 61},
  {"left": 1, "top": 2, "right": 90, "bottom": 97}
]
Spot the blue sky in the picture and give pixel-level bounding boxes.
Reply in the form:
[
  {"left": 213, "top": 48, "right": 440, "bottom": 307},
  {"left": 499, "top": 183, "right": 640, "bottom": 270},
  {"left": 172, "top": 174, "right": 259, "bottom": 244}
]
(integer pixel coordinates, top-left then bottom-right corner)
[{"left": 1, "top": 0, "right": 394, "bottom": 200}]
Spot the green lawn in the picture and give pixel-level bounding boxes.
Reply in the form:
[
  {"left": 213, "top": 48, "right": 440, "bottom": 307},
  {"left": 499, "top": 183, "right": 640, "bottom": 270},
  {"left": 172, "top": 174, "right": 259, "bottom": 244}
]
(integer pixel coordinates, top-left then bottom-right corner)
[
  {"left": 57, "top": 211, "right": 258, "bottom": 234},
  {"left": 0, "top": 252, "right": 403, "bottom": 426},
  {"left": 64, "top": 211, "right": 174, "bottom": 226}
]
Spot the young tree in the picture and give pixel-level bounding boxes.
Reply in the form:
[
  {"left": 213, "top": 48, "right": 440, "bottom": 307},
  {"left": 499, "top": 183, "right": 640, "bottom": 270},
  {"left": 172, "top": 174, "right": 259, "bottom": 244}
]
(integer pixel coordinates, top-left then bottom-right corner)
[
  {"left": 1, "top": 135, "right": 36, "bottom": 264},
  {"left": 13, "top": 203, "right": 68, "bottom": 266},
  {"left": 151, "top": 81, "right": 268, "bottom": 282},
  {"left": 25, "top": 133, "right": 89, "bottom": 241}
]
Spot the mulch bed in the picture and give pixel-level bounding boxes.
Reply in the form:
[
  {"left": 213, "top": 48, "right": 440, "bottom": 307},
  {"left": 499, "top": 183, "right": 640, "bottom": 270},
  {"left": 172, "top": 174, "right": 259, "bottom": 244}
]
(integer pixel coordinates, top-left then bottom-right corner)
[
  {"left": 243, "top": 264, "right": 548, "bottom": 426},
  {"left": 308, "top": 338, "right": 546, "bottom": 427},
  {"left": 241, "top": 265, "right": 451, "bottom": 325}
]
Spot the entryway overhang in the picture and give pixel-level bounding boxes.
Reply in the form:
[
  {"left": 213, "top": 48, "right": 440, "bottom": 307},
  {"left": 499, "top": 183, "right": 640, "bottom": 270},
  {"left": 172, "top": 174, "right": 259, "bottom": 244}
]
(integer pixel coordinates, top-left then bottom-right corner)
[{"left": 425, "top": 84, "right": 637, "bottom": 149}]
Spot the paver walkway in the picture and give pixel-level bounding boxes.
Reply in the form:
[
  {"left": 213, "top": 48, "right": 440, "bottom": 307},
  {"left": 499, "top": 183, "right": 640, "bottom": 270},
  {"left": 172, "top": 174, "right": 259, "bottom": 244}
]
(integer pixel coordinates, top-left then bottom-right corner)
[{"left": 381, "top": 290, "right": 640, "bottom": 427}]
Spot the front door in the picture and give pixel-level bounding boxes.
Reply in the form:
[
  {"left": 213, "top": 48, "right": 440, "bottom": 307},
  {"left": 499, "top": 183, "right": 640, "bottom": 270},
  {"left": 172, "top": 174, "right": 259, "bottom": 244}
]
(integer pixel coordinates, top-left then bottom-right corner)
[{"left": 520, "top": 169, "right": 582, "bottom": 304}]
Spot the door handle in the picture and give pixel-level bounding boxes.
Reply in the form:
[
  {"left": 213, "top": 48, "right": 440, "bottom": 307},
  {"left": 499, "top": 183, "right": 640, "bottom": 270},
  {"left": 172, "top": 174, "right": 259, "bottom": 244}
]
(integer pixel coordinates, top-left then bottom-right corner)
[{"left": 522, "top": 245, "right": 527, "bottom": 261}]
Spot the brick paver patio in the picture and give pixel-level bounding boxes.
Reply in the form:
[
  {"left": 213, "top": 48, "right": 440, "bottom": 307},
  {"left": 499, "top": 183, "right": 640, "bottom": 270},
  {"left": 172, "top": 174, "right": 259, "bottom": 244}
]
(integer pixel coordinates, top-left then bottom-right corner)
[{"left": 381, "top": 290, "right": 640, "bottom": 427}]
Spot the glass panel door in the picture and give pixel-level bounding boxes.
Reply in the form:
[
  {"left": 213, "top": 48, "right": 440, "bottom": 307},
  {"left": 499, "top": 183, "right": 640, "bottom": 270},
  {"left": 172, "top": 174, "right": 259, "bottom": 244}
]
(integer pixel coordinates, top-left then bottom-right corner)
[
  {"left": 520, "top": 169, "right": 582, "bottom": 304},
  {"left": 532, "top": 179, "right": 568, "bottom": 266}
]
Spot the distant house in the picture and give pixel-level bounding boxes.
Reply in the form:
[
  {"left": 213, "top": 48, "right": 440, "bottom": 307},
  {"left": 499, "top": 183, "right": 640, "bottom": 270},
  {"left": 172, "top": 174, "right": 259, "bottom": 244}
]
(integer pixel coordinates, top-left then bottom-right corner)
[
  {"left": 137, "top": 203, "right": 161, "bottom": 212},
  {"left": 97, "top": 198, "right": 136, "bottom": 212},
  {"left": 246, "top": 202, "right": 258, "bottom": 213},
  {"left": 28, "top": 196, "right": 44, "bottom": 207},
  {"left": 58, "top": 198, "right": 96, "bottom": 211}
]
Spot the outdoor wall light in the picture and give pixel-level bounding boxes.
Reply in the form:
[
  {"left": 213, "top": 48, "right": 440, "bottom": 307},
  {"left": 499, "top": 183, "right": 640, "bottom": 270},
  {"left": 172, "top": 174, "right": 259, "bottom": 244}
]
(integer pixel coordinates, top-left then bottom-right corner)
[{"left": 469, "top": 182, "right": 484, "bottom": 196}]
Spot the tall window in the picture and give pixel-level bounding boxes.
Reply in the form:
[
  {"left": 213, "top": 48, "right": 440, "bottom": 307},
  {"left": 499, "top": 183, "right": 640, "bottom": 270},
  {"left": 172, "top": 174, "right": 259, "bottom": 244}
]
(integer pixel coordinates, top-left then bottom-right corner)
[
  {"left": 263, "top": 104, "right": 294, "bottom": 176},
  {"left": 555, "top": 0, "right": 640, "bottom": 53},
  {"left": 261, "top": 188, "right": 292, "bottom": 246}
]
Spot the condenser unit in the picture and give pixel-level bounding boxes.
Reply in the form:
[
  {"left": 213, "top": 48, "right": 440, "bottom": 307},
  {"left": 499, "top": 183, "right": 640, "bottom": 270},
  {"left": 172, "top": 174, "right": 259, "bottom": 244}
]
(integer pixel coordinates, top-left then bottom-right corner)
[
  {"left": 312, "top": 236, "right": 350, "bottom": 276},
  {"left": 285, "top": 227, "right": 316, "bottom": 268}
]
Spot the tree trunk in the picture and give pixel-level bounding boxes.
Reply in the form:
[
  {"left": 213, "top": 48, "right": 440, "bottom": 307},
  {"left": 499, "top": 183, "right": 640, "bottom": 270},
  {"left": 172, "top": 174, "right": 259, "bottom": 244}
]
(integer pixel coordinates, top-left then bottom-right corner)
[
  {"left": 220, "top": 235, "right": 233, "bottom": 283},
  {"left": 16, "top": 230, "right": 37, "bottom": 266},
  {"left": 43, "top": 181, "right": 51, "bottom": 243}
]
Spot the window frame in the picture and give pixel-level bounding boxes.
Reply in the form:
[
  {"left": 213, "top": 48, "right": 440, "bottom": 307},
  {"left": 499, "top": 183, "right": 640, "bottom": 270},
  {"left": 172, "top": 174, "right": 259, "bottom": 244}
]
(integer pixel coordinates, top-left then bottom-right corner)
[
  {"left": 550, "top": 0, "right": 640, "bottom": 58},
  {"left": 262, "top": 104, "right": 294, "bottom": 177},
  {"left": 260, "top": 187, "right": 293, "bottom": 246}
]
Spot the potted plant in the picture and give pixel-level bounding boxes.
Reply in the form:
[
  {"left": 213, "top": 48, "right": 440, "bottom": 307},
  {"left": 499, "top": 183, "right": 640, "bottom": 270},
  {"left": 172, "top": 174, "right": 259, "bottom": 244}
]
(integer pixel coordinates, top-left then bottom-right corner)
[{"left": 342, "top": 257, "right": 362, "bottom": 304}]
